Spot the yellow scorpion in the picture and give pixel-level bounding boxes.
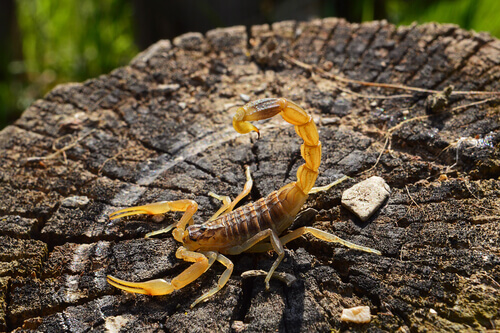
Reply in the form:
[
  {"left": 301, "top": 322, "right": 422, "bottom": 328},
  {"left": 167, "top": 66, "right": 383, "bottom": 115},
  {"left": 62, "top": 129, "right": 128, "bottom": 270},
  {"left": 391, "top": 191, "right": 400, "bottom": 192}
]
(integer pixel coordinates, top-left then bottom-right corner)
[{"left": 107, "top": 98, "right": 381, "bottom": 307}]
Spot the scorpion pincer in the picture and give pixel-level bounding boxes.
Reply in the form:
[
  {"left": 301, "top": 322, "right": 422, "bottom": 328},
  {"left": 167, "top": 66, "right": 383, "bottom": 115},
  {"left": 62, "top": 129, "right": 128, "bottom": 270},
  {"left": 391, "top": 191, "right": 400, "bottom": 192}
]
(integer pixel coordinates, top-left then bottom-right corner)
[{"left": 107, "top": 98, "right": 381, "bottom": 307}]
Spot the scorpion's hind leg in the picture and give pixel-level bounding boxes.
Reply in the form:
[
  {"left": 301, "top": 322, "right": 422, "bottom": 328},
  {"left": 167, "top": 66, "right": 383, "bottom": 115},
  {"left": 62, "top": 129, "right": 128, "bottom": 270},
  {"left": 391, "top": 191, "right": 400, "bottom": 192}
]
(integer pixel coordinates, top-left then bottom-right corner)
[
  {"left": 109, "top": 199, "right": 198, "bottom": 238},
  {"left": 308, "top": 175, "right": 349, "bottom": 194},
  {"left": 279, "top": 227, "right": 382, "bottom": 255},
  {"left": 243, "top": 226, "right": 381, "bottom": 287},
  {"left": 247, "top": 227, "right": 381, "bottom": 255},
  {"left": 207, "top": 165, "right": 253, "bottom": 221},
  {"left": 107, "top": 247, "right": 217, "bottom": 298}
]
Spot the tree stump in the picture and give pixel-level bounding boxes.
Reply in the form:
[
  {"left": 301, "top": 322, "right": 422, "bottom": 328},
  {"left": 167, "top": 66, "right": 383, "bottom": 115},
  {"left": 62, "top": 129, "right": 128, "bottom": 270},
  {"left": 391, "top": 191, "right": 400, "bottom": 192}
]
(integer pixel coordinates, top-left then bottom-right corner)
[{"left": 1, "top": 18, "right": 499, "bottom": 332}]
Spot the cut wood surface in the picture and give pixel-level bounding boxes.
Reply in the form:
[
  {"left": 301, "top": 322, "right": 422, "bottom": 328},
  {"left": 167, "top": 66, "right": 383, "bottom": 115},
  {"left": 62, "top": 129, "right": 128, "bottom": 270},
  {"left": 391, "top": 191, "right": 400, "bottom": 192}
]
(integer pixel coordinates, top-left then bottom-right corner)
[{"left": 1, "top": 18, "right": 499, "bottom": 332}]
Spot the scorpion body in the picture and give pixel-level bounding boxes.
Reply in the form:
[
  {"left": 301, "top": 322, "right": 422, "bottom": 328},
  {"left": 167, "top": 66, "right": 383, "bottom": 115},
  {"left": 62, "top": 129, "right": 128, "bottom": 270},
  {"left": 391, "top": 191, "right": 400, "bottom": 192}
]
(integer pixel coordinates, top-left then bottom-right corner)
[
  {"left": 186, "top": 190, "right": 295, "bottom": 252},
  {"left": 107, "top": 98, "right": 381, "bottom": 307}
]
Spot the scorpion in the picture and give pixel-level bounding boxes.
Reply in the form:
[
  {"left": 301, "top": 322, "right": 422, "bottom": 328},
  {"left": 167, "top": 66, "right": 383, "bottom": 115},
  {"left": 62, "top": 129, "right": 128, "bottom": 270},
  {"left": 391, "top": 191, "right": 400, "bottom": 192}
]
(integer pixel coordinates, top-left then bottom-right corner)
[{"left": 107, "top": 98, "right": 381, "bottom": 308}]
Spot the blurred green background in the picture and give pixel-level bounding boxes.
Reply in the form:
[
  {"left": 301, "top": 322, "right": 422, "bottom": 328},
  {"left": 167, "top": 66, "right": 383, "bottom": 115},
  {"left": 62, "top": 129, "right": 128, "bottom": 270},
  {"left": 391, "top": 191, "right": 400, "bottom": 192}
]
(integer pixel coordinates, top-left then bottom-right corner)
[{"left": 1, "top": 0, "right": 499, "bottom": 129}]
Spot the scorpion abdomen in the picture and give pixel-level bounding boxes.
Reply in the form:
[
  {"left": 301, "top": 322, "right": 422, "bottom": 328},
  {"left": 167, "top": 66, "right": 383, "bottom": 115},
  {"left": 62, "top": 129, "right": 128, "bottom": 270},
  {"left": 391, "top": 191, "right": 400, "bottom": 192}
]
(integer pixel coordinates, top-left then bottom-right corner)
[{"left": 187, "top": 190, "right": 295, "bottom": 250}]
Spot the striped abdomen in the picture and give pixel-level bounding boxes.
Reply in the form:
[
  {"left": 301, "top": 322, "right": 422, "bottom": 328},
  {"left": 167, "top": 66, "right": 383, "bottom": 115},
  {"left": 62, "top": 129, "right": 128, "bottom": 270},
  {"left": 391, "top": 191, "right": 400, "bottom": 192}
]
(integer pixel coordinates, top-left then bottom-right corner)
[{"left": 186, "top": 188, "right": 302, "bottom": 253}]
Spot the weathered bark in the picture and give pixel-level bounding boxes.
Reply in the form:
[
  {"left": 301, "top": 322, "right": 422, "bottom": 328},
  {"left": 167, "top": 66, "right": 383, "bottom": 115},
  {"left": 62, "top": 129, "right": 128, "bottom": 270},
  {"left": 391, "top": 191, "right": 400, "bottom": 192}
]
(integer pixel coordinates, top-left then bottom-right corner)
[{"left": 1, "top": 18, "right": 499, "bottom": 332}]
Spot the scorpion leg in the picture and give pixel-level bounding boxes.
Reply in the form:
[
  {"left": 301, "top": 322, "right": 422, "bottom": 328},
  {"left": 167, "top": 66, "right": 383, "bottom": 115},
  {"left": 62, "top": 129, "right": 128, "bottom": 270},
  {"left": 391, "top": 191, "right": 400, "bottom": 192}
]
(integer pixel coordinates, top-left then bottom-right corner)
[
  {"left": 247, "top": 227, "right": 381, "bottom": 255},
  {"left": 281, "top": 227, "right": 381, "bottom": 255},
  {"left": 241, "top": 227, "right": 380, "bottom": 289},
  {"left": 207, "top": 165, "right": 253, "bottom": 221},
  {"left": 107, "top": 247, "right": 217, "bottom": 297},
  {"left": 109, "top": 199, "right": 198, "bottom": 238},
  {"left": 145, "top": 218, "right": 194, "bottom": 238},
  {"left": 207, "top": 192, "right": 231, "bottom": 221},
  {"left": 308, "top": 175, "right": 349, "bottom": 194},
  {"left": 190, "top": 253, "right": 234, "bottom": 308},
  {"left": 226, "top": 228, "right": 285, "bottom": 290}
]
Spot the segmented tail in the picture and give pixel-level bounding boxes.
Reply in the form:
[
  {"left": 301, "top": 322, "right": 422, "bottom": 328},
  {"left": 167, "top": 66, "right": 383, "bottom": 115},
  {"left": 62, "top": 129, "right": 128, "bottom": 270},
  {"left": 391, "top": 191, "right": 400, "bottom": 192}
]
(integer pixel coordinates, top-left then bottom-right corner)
[
  {"left": 233, "top": 98, "right": 320, "bottom": 193},
  {"left": 233, "top": 98, "right": 321, "bottom": 218}
]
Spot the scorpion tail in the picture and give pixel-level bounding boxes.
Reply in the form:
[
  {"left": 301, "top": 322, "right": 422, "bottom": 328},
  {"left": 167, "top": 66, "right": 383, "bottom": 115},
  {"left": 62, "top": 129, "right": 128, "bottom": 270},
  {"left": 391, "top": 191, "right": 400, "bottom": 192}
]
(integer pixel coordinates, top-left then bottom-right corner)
[{"left": 232, "top": 98, "right": 321, "bottom": 195}]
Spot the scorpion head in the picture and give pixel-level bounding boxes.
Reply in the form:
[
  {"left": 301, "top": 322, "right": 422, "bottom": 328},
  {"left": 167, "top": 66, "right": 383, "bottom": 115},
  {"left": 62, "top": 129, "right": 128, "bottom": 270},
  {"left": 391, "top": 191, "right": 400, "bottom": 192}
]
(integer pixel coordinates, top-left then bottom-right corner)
[{"left": 181, "top": 224, "right": 220, "bottom": 251}]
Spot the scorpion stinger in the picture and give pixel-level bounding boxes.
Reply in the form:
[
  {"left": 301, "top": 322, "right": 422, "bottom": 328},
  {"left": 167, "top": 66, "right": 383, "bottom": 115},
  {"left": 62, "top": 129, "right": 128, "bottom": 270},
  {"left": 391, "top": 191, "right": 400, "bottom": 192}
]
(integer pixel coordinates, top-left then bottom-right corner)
[{"left": 107, "top": 98, "right": 381, "bottom": 308}]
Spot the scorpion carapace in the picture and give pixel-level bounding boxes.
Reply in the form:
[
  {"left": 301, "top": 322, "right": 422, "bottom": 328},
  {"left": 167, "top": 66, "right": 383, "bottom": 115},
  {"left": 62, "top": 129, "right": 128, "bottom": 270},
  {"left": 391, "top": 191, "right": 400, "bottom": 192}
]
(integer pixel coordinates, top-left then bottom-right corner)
[{"left": 107, "top": 98, "right": 381, "bottom": 308}]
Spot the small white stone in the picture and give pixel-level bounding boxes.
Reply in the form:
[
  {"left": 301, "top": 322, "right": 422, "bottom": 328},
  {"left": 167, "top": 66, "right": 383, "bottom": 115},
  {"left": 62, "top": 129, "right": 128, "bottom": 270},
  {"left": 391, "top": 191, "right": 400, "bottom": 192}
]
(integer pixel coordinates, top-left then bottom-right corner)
[
  {"left": 341, "top": 176, "right": 391, "bottom": 221},
  {"left": 321, "top": 117, "right": 340, "bottom": 125},
  {"left": 61, "top": 196, "right": 90, "bottom": 208},
  {"left": 340, "top": 306, "right": 371, "bottom": 324},
  {"left": 231, "top": 320, "right": 248, "bottom": 332},
  {"left": 240, "top": 93, "right": 251, "bottom": 102},
  {"left": 105, "top": 315, "right": 132, "bottom": 333},
  {"left": 429, "top": 308, "right": 437, "bottom": 315},
  {"left": 157, "top": 83, "right": 180, "bottom": 93}
]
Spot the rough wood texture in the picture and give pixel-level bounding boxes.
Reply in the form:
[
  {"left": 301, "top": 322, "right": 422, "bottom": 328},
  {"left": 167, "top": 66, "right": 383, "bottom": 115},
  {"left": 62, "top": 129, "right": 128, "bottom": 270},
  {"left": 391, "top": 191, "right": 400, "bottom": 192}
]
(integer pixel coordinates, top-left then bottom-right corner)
[{"left": 1, "top": 18, "right": 499, "bottom": 332}]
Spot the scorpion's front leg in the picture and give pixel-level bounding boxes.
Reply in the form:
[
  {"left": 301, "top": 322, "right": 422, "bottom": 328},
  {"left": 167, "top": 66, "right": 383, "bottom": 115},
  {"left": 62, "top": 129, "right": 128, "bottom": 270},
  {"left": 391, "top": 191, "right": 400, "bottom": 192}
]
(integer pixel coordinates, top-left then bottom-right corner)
[
  {"left": 190, "top": 253, "right": 234, "bottom": 308},
  {"left": 109, "top": 199, "right": 198, "bottom": 238},
  {"left": 107, "top": 247, "right": 217, "bottom": 299},
  {"left": 207, "top": 165, "right": 253, "bottom": 221}
]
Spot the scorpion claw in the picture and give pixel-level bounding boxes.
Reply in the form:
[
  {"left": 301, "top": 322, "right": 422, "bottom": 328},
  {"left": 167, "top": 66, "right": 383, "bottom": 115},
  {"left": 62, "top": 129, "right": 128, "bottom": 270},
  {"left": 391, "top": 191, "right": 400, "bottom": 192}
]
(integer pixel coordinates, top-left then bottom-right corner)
[
  {"left": 109, "top": 201, "right": 175, "bottom": 220},
  {"left": 107, "top": 275, "right": 174, "bottom": 296},
  {"left": 109, "top": 209, "right": 150, "bottom": 220}
]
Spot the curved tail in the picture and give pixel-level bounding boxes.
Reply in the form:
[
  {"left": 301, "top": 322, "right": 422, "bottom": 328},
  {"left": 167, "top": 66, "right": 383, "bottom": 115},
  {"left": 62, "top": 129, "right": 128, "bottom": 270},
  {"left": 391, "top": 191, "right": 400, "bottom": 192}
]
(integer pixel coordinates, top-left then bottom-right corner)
[{"left": 233, "top": 98, "right": 321, "bottom": 195}]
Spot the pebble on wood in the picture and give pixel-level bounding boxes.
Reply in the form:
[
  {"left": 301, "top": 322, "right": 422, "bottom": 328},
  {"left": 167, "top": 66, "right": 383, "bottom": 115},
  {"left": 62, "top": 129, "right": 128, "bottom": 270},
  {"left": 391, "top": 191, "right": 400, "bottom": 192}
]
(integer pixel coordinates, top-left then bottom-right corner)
[
  {"left": 61, "top": 196, "right": 90, "bottom": 208},
  {"left": 341, "top": 176, "right": 391, "bottom": 222},
  {"left": 340, "top": 306, "right": 372, "bottom": 324}
]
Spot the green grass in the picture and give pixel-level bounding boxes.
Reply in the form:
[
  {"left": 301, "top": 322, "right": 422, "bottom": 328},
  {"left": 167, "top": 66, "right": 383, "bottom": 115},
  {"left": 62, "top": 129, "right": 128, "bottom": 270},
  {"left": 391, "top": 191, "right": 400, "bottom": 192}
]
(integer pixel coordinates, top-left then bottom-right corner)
[
  {"left": 0, "top": 0, "right": 138, "bottom": 128},
  {"left": 386, "top": 0, "right": 500, "bottom": 36}
]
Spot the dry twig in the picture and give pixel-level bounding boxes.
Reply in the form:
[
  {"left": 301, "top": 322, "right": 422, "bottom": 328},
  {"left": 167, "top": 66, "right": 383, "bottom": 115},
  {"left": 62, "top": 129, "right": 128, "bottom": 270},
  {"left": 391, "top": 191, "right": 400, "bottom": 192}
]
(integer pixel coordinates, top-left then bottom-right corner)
[{"left": 26, "top": 130, "right": 96, "bottom": 165}]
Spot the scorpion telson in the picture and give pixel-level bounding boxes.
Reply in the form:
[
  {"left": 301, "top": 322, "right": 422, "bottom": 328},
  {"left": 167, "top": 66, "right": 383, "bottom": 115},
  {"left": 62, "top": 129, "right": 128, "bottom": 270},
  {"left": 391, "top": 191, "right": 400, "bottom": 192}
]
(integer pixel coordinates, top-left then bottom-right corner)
[{"left": 107, "top": 98, "right": 381, "bottom": 308}]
